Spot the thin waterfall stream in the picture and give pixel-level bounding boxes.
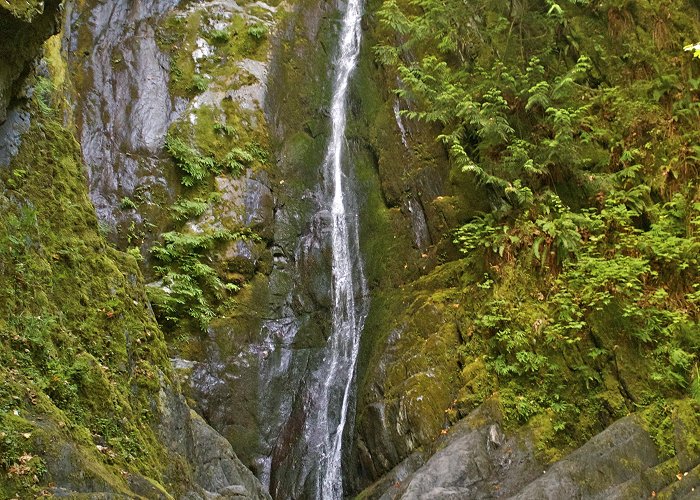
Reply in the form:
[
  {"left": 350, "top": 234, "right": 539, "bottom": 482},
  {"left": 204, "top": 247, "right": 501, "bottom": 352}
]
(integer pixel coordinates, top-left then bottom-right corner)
[{"left": 313, "top": 0, "right": 368, "bottom": 497}]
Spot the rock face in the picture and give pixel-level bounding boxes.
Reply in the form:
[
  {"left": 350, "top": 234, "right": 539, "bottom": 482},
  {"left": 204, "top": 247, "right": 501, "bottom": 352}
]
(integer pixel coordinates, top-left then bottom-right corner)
[
  {"left": 157, "top": 382, "right": 272, "bottom": 499},
  {"left": 4, "top": 0, "right": 699, "bottom": 498},
  {"left": 361, "top": 402, "right": 700, "bottom": 500},
  {"left": 186, "top": 1, "right": 343, "bottom": 493},
  {"left": 359, "top": 402, "right": 541, "bottom": 499},
  {"left": 65, "top": 0, "right": 183, "bottom": 242},
  {"left": 38, "top": 380, "right": 271, "bottom": 499},
  {"left": 0, "top": 1, "right": 270, "bottom": 497},
  {"left": 510, "top": 417, "right": 658, "bottom": 500}
]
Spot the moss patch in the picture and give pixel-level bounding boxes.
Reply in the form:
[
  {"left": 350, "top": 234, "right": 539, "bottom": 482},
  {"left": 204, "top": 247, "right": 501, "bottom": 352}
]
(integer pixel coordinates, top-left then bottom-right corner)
[{"left": 0, "top": 79, "right": 181, "bottom": 495}]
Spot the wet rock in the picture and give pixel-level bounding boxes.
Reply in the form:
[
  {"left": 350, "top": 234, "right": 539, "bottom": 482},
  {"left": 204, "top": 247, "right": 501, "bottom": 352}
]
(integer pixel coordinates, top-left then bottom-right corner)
[
  {"left": 354, "top": 262, "right": 474, "bottom": 485},
  {"left": 403, "top": 197, "right": 431, "bottom": 251},
  {"left": 175, "top": 0, "right": 350, "bottom": 495},
  {"left": 391, "top": 403, "right": 540, "bottom": 499},
  {"left": 32, "top": 378, "right": 270, "bottom": 499},
  {"left": 655, "top": 462, "right": 700, "bottom": 499},
  {"left": 156, "top": 377, "right": 272, "bottom": 499},
  {"left": 228, "top": 59, "right": 269, "bottom": 112},
  {"left": 356, "top": 450, "right": 428, "bottom": 500},
  {"left": 66, "top": 0, "right": 182, "bottom": 235},
  {"left": 0, "top": 106, "right": 30, "bottom": 166},
  {"left": 362, "top": 407, "right": 667, "bottom": 500},
  {"left": 213, "top": 172, "right": 274, "bottom": 233}
]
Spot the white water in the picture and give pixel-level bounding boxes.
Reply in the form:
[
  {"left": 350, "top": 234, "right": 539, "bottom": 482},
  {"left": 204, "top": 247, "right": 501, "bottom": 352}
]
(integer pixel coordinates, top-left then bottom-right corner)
[{"left": 317, "top": 0, "right": 367, "bottom": 497}]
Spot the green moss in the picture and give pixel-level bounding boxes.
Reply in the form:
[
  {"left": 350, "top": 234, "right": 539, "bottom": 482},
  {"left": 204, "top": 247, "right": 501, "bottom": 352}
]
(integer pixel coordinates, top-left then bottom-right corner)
[
  {"left": 672, "top": 399, "right": 700, "bottom": 470},
  {"left": 158, "top": 3, "right": 278, "bottom": 98},
  {"left": 0, "top": 86, "right": 179, "bottom": 494}
]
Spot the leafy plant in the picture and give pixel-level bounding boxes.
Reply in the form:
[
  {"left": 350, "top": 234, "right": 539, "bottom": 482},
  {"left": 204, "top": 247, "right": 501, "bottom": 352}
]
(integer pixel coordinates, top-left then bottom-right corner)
[
  {"left": 214, "top": 122, "right": 236, "bottom": 137},
  {"left": 223, "top": 147, "right": 255, "bottom": 175},
  {"left": 120, "top": 197, "right": 137, "bottom": 210},
  {"left": 209, "top": 29, "right": 230, "bottom": 44},
  {"left": 149, "top": 229, "right": 257, "bottom": 329},
  {"left": 33, "top": 77, "right": 54, "bottom": 115},
  {"left": 170, "top": 197, "right": 211, "bottom": 221},
  {"left": 164, "top": 135, "right": 216, "bottom": 186},
  {"left": 247, "top": 23, "right": 267, "bottom": 41},
  {"left": 188, "top": 74, "right": 209, "bottom": 94}
]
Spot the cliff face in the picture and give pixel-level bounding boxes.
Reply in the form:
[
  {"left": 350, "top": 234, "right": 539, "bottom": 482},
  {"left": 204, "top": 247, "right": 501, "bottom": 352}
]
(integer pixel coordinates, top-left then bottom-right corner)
[
  {"left": 1, "top": 0, "right": 699, "bottom": 498},
  {"left": 348, "top": 0, "right": 700, "bottom": 496},
  {"left": 0, "top": 2, "right": 269, "bottom": 498}
]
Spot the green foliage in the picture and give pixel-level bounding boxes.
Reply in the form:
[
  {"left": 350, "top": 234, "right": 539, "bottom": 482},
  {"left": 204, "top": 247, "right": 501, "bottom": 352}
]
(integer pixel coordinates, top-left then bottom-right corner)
[
  {"left": 149, "top": 229, "right": 258, "bottom": 329},
  {"left": 223, "top": 147, "right": 255, "bottom": 175},
  {"left": 165, "top": 134, "right": 216, "bottom": 186},
  {"left": 170, "top": 196, "right": 213, "bottom": 221},
  {"left": 165, "top": 123, "right": 265, "bottom": 187},
  {"left": 377, "top": 0, "right": 700, "bottom": 452},
  {"left": 0, "top": 100, "right": 174, "bottom": 495},
  {"left": 155, "top": 5, "right": 275, "bottom": 343},
  {"left": 119, "top": 196, "right": 137, "bottom": 210},
  {"left": 188, "top": 73, "right": 209, "bottom": 94},
  {"left": 691, "top": 365, "right": 700, "bottom": 404},
  {"left": 247, "top": 23, "right": 267, "bottom": 41},
  {"left": 0, "top": 416, "right": 47, "bottom": 493},
  {"left": 209, "top": 28, "right": 230, "bottom": 44},
  {"left": 214, "top": 122, "right": 236, "bottom": 137},
  {"left": 33, "top": 77, "right": 54, "bottom": 115}
]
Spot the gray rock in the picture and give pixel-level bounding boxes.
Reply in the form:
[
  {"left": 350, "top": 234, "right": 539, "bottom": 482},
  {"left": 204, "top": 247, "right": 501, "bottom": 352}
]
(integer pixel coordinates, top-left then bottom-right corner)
[
  {"left": 66, "top": 0, "right": 182, "bottom": 232},
  {"left": 211, "top": 172, "right": 274, "bottom": 231},
  {"left": 0, "top": 106, "right": 30, "bottom": 166},
  {"left": 156, "top": 377, "right": 271, "bottom": 499},
  {"left": 510, "top": 417, "right": 659, "bottom": 500},
  {"left": 363, "top": 406, "right": 665, "bottom": 500},
  {"left": 395, "top": 405, "right": 539, "bottom": 499}
]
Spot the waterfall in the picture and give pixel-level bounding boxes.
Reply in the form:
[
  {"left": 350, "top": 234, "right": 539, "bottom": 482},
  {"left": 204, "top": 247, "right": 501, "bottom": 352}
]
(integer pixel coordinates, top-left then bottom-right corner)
[{"left": 317, "top": 0, "right": 367, "bottom": 496}]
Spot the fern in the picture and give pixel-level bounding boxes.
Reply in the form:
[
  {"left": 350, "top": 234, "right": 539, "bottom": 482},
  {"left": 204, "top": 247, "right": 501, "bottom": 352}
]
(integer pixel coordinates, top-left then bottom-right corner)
[
  {"left": 170, "top": 197, "right": 211, "bottom": 221},
  {"left": 149, "top": 228, "right": 259, "bottom": 329},
  {"left": 691, "top": 365, "right": 700, "bottom": 403},
  {"left": 165, "top": 135, "right": 216, "bottom": 186},
  {"left": 223, "top": 147, "right": 255, "bottom": 175}
]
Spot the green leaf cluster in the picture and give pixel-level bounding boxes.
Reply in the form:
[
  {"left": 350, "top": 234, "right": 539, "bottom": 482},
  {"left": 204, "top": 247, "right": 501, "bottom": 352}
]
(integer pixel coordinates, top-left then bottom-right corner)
[
  {"left": 375, "top": 0, "right": 700, "bottom": 447},
  {"left": 148, "top": 228, "right": 259, "bottom": 330}
]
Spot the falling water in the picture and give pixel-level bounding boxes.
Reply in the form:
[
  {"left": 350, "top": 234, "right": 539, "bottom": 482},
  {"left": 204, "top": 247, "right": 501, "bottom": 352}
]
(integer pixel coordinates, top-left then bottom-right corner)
[{"left": 317, "top": 0, "right": 367, "bottom": 497}]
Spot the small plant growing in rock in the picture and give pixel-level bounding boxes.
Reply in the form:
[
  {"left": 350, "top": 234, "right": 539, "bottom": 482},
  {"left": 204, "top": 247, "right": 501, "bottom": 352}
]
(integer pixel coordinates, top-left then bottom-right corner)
[
  {"left": 164, "top": 134, "right": 216, "bottom": 186},
  {"left": 213, "top": 122, "right": 236, "bottom": 137},
  {"left": 188, "top": 74, "right": 209, "bottom": 94},
  {"left": 119, "top": 197, "right": 137, "bottom": 210},
  {"left": 33, "top": 77, "right": 54, "bottom": 115},
  {"left": 127, "top": 247, "right": 143, "bottom": 262},
  {"left": 148, "top": 228, "right": 257, "bottom": 330},
  {"left": 247, "top": 23, "right": 267, "bottom": 41},
  {"left": 223, "top": 147, "right": 255, "bottom": 176},
  {"left": 209, "top": 29, "right": 230, "bottom": 44},
  {"left": 170, "top": 197, "right": 211, "bottom": 221}
]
